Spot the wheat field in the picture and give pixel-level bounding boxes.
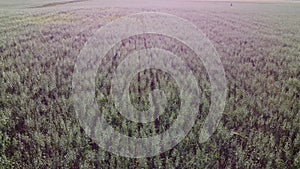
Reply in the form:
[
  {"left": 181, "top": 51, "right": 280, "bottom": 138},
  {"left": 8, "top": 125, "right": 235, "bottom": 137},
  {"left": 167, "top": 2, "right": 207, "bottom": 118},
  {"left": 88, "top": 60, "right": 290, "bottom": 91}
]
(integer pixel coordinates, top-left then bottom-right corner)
[{"left": 0, "top": 0, "right": 299, "bottom": 168}]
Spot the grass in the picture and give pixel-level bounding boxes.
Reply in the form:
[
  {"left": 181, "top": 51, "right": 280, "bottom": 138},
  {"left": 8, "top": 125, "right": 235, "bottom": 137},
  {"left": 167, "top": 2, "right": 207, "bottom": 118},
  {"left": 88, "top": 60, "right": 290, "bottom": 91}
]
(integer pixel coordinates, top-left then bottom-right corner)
[{"left": 0, "top": 1, "right": 299, "bottom": 168}]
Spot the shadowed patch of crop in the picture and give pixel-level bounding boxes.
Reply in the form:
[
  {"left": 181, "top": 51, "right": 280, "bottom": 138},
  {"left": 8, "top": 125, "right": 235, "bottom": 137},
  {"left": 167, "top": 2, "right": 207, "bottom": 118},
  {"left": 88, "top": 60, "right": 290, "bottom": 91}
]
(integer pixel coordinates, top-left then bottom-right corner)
[{"left": 31, "top": 0, "right": 89, "bottom": 8}]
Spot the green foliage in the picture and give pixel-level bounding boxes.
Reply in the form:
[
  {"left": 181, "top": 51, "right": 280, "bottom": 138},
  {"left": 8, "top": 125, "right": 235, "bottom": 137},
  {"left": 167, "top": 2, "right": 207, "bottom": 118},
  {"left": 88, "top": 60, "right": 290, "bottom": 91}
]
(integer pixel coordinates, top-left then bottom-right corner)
[{"left": 0, "top": 5, "right": 299, "bottom": 168}]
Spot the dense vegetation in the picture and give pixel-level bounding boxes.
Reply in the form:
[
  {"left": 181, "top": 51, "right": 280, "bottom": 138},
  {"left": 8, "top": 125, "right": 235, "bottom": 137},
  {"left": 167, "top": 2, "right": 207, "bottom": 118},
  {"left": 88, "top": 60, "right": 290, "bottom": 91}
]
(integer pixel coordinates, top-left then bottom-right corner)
[{"left": 0, "top": 2, "right": 299, "bottom": 168}]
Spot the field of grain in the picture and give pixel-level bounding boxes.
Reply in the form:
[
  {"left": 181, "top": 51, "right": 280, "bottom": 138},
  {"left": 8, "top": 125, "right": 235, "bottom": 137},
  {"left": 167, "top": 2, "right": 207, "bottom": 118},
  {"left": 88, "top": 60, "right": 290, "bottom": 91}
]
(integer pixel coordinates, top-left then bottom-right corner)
[{"left": 0, "top": 0, "right": 299, "bottom": 168}]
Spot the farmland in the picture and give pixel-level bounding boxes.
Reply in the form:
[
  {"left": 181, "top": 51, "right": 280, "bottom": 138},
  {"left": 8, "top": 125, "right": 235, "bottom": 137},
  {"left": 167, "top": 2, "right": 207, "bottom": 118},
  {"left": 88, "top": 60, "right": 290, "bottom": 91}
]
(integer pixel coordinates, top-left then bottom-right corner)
[{"left": 0, "top": 0, "right": 299, "bottom": 168}]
